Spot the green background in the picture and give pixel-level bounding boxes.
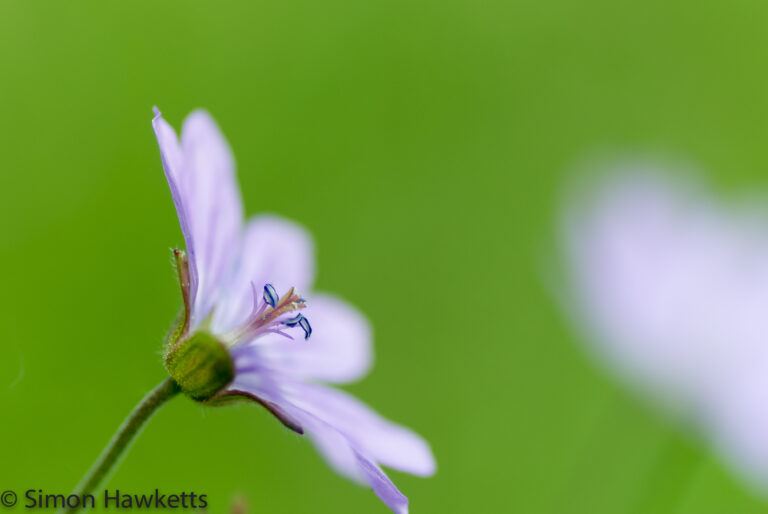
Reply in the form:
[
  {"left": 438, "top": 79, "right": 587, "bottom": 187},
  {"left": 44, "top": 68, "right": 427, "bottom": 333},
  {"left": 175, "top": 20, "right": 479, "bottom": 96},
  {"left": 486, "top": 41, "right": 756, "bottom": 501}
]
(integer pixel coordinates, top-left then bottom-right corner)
[{"left": 1, "top": 1, "right": 768, "bottom": 512}]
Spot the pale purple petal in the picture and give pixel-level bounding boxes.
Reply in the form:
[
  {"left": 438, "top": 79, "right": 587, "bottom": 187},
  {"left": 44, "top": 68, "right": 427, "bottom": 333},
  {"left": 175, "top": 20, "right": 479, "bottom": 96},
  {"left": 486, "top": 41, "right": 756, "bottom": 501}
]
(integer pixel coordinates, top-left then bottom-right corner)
[
  {"left": 228, "top": 362, "right": 364, "bottom": 481},
  {"left": 152, "top": 108, "right": 199, "bottom": 307},
  {"left": 228, "top": 358, "right": 428, "bottom": 513},
  {"left": 563, "top": 169, "right": 768, "bottom": 492},
  {"left": 355, "top": 451, "right": 409, "bottom": 514},
  {"left": 226, "top": 372, "right": 305, "bottom": 434},
  {"left": 707, "top": 371, "right": 768, "bottom": 491},
  {"left": 152, "top": 108, "right": 243, "bottom": 327},
  {"left": 284, "top": 382, "right": 436, "bottom": 477},
  {"left": 213, "top": 215, "right": 315, "bottom": 332},
  {"left": 257, "top": 294, "right": 372, "bottom": 383},
  {"left": 180, "top": 111, "right": 244, "bottom": 324},
  {"left": 292, "top": 405, "right": 366, "bottom": 484},
  {"left": 284, "top": 396, "right": 413, "bottom": 514}
]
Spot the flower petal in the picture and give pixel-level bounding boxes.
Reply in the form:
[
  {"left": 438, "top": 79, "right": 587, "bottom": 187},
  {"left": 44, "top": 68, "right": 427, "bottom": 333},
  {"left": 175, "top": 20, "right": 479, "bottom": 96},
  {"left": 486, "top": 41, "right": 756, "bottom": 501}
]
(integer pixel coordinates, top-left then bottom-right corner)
[
  {"left": 227, "top": 363, "right": 364, "bottom": 479},
  {"left": 226, "top": 372, "right": 305, "bottom": 434},
  {"left": 707, "top": 371, "right": 768, "bottom": 490},
  {"left": 227, "top": 360, "right": 425, "bottom": 514},
  {"left": 180, "top": 111, "right": 244, "bottom": 323},
  {"left": 284, "top": 394, "right": 413, "bottom": 514},
  {"left": 259, "top": 294, "right": 372, "bottom": 383},
  {"left": 294, "top": 407, "right": 365, "bottom": 484},
  {"left": 355, "top": 451, "right": 409, "bottom": 514},
  {"left": 285, "top": 382, "right": 436, "bottom": 477},
  {"left": 152, "top": 108, "right": 199, "bottom": 306},
  {"left": 563, "top": 169, "right": 768, "bottom": 491},
  {"left": 213, "top": 215, "right": 315, "bottom": 332},
  {"left": 563, "top": 172, "right": 768, "bottom": 406},
  {"left": 152, "top": 108, "right": 243, "bottom": 327}
]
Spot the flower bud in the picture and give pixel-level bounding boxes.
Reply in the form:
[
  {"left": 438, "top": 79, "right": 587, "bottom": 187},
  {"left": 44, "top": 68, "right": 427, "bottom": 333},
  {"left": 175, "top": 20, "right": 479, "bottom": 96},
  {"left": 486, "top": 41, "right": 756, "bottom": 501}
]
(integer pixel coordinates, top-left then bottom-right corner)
[{"left": 165, "top": 332, "right": 234, "bottom": 401}]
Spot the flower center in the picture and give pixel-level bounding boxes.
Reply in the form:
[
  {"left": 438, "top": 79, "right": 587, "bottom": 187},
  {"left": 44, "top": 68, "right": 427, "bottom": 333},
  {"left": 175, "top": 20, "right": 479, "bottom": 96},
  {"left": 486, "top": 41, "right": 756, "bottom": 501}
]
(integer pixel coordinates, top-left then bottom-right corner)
[{"left": 223, "top": 283, "right": 312, "bottom": 345}]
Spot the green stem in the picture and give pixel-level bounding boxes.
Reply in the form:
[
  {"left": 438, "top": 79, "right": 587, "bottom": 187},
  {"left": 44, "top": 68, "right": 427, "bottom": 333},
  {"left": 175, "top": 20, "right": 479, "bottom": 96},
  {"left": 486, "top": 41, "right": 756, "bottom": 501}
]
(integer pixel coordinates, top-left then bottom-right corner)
[{"left": 62, "top": 378, "right": 181, "bottom": 514}]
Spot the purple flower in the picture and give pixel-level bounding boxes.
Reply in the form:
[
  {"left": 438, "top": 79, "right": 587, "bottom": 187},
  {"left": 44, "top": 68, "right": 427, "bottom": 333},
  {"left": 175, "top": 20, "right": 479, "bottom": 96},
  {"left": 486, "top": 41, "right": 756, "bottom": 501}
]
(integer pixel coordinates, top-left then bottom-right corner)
[
  {"left": 562, "top": 167, "right": 768, "bottom": 493},
  {"left": 152, "top": 108, "right": 435, "bottom": 513}
]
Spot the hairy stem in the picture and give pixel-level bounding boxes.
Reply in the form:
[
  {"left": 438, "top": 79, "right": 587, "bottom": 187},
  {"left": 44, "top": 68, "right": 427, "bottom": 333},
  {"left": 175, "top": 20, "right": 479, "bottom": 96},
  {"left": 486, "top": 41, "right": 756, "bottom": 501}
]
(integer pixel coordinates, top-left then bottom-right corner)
[{"left": 62, "top": 378, "right": 181, "bottom": 513}]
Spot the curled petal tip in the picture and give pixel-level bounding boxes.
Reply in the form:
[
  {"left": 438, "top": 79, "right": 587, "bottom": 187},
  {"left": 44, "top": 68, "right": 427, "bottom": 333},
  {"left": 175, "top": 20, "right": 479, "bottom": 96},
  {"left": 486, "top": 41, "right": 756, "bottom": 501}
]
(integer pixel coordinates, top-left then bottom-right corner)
[{"left": 152, "top": 106, "right": 161, "bottom": 119}]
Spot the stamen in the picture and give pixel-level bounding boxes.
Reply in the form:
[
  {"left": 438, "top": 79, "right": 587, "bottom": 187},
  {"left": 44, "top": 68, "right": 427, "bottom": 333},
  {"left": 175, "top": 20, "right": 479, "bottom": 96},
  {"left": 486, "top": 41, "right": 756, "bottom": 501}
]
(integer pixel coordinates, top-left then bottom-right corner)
[
  {"left": 265, "top": 287, "right": 306, "bottom": 320},
  {"left": 225, "top": 285, "right": 311, "bottom": 346},
  {"left": 283, "top": 314, "right": 312, "bottom": 340},
  {"left": 263, "top": 284, "right": 279, "bottom": 308},
  {"left": 283, "top": 315, "right": 302, "bottom": 326},
  {"left": 298, "top": 316, "right": 312, "bottom": 340}
]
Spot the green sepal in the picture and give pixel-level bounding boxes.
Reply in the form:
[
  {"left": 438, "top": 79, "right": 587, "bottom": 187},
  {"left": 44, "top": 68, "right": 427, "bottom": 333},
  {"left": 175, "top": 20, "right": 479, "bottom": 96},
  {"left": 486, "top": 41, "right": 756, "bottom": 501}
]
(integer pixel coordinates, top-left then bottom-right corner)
[
  {"left": 165, "top": 249, "right": 192, "bottom": 352},
  {"left": 165, "top": 311, "right": 187, "bottom": 353},
  {"left": 165, "top": 332, "right": 234, "bottom": 402}
]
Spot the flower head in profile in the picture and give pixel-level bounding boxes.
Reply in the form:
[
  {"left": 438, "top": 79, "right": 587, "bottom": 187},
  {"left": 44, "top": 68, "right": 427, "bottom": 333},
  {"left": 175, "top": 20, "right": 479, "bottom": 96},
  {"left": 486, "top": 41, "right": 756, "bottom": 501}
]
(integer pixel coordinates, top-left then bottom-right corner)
[
  {"left": 562, "top": 165, "right": 768, "bottom": 494},
  {"left": 152, "top": 107, "right": 435, "bottom": 513}
]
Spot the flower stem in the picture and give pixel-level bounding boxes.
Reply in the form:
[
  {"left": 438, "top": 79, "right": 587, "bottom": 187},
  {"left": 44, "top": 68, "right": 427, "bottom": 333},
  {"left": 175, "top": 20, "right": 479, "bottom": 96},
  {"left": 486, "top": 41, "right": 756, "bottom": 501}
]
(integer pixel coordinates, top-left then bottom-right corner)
[{"left": 62, "top": 378, "right": 181, "bottom": 514}]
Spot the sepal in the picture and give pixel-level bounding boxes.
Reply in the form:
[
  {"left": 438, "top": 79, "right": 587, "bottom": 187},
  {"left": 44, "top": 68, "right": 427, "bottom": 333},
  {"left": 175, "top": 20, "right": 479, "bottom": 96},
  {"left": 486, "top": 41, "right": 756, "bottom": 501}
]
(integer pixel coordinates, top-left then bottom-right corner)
[
  {"left": 165, "top": 332, "right": 234, "bottom": 401},
  {"left": 165, "top": 249, "right": 192, "bottom": 350}
]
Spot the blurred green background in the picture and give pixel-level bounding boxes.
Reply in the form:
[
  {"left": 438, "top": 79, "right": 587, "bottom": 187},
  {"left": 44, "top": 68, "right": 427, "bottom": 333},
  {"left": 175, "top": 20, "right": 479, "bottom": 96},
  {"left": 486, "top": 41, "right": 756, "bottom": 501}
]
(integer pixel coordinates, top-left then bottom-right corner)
[{"left": 2, "top": 1, "right": 768, "bottom": 512}]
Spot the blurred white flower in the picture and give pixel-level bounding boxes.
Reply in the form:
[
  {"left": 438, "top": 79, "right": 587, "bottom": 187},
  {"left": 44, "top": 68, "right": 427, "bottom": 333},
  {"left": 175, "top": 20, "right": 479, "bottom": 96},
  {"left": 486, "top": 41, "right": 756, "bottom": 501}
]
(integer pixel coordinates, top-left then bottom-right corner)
[{"left": 561, "top": 164, "right": 768, "bottom": 492}]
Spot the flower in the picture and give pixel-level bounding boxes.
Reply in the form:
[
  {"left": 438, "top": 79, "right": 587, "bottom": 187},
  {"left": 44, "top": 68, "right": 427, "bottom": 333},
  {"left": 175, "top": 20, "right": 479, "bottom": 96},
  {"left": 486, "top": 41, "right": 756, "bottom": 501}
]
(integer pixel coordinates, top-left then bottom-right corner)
[
  {"left": 152, "top": 108, "right": 436, "bottom": 513},
  {"left": 561, "top": 166, "right": 768, "bottom": 493}
]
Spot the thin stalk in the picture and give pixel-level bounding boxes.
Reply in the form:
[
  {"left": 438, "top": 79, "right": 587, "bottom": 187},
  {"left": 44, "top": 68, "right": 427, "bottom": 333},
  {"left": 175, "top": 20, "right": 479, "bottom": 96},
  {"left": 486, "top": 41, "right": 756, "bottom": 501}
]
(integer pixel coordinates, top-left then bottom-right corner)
[{"left": 61, "top": 378, "right": 181, "bottom": 514}]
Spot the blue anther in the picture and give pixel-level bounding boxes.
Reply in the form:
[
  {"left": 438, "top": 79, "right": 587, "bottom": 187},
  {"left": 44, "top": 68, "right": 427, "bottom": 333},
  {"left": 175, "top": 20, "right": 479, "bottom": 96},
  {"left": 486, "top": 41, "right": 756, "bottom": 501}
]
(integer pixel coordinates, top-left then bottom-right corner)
[
  {"left": 263, "top": 284, "right": 279, "bottom": 308},
  {"left": 298, "top": 316, "right": 312, "bottom": 340},
  {"left": 283, "top": 314, "right": 303, "bottom": 326},
  {"left": 283, "top": 313, "right": 312, "bottom": 340}
]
